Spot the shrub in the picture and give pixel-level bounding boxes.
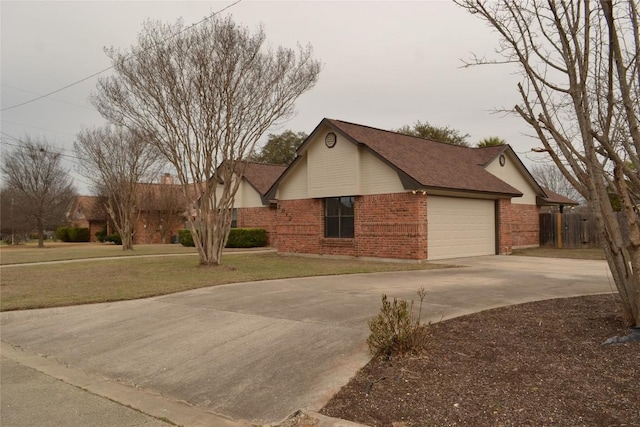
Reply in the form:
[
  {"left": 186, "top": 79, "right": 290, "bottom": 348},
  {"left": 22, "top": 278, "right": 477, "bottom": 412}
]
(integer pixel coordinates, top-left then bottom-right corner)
[
  {"left": 178, "top": 229, "right": 195, "bottom": 247},
  {"left": 104, "top": 234, "right": 122, "bottom": 245},
  {"left": 95, "top": 226, "right": 107, "bottom": 243},
  {"left": 226, "top": 228, "right": 267, "bottom": 248},
  {"left": 367, "top": 287, "right": 427, "bottom": 357},
  {"left": 56, "top": 227, "right": 70, "bottom": 242},
  {"left": 68, "top": 227, "right": 90, "bottom": 242}
]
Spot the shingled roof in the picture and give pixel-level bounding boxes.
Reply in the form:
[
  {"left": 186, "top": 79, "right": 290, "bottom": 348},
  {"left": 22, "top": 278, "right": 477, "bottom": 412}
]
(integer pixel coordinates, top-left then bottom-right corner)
[
  {"left": 318, "top": 119, "right": 522, "bottom": 196},
  {"left": 68, "top": 196, "right": 107, "bottom": 222},
  {"left": 242, "top": 162, "right": 288, "bottom": 197},
  {"left": 538, "top": 187, "right": 580, "bottom": 206}
]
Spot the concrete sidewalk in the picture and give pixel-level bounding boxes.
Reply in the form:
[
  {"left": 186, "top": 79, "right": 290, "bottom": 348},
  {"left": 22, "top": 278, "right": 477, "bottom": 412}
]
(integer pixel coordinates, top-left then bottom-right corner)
[{"left": 1, "top": 256, "right": 614, "bottom": 426}]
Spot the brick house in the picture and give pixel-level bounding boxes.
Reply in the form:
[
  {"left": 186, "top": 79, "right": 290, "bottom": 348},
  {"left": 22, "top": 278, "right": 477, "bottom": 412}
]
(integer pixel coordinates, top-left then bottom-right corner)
[
  {"left": 67, "top": 174, "right": 190, "bottom": 244},
  {"left": 265, "top": 118, "right": 576, "bottom": 261},
  {"left": 66, "top": 196, "right": 110, "bottom": 242}
]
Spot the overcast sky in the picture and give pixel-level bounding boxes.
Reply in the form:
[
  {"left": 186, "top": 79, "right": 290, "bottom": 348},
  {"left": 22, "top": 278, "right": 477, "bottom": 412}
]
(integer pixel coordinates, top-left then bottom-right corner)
[{"left": 1, "top": 0, "right": 548, "bottom": 194}]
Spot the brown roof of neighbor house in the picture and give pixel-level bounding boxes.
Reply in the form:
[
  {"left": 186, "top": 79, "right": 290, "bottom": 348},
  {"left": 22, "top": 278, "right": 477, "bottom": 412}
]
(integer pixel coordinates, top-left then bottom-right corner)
[
  {"left": 242, "top": 162, "right": 288, "bottom": 197},
  {"left": 322, "top": 119, "right": 522, "bottom": 196},
  {"left": 69, "top": 196, "right": 107, "bottom": 222},
  {"left": 538, "top": 187, "right": 580, "bottom": 206},
  {"left": 136, "top": 182, "right": 190, "bottom": 212}
]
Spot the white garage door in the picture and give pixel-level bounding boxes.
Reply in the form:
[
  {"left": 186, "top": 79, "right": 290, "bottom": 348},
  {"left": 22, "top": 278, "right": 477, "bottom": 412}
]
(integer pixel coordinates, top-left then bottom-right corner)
[{"left": 428, "top": 196, "right": 496, "bottom": 260}]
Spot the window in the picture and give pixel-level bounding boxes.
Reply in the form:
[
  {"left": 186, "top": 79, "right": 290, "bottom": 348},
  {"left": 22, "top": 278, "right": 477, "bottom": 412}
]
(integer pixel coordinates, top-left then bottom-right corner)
[
  {"left": 325, "top": 196, "right": 355, "bottom": 238},
  {"left": 231, "top": 208, "right": 238, "bottom": 228}
]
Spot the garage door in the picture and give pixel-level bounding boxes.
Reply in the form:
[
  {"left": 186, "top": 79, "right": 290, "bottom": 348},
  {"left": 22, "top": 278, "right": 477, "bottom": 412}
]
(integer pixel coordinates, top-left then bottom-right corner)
[{"left": 427, "top": 196, "right": 496, "bottom": 260}]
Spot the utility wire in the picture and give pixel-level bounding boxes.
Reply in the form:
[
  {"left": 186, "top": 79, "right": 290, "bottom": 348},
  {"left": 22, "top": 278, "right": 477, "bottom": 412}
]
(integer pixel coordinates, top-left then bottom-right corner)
[{"left": 1, "top": 0, "right": 242, "bottom": 113}]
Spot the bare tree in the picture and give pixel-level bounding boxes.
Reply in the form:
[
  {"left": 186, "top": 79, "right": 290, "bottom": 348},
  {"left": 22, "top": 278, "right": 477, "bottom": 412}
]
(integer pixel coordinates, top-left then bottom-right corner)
[
  {"left": 530, "top": 163, "right": 582, "bottom": 203},
  {"left": 75, "top": 125, "right": 164, "bottom": 250},
  {"left": 1, "top": 137, "right": 76, "bottom": 248},
  {"left": 92, "top": 16, "right": 320, "bottom": 265},
  {"left": 456, "top": 0, "right": 640, "bottom": 328}
]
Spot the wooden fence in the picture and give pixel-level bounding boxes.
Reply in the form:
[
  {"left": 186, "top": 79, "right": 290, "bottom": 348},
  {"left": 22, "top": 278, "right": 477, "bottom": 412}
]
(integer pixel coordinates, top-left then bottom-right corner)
[{"left": 539, "top": 213, "right": 601, "bottom": 248}]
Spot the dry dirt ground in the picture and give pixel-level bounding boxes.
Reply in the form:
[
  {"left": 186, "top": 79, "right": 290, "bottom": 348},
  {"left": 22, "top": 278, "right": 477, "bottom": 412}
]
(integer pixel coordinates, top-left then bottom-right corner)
[{"left": 319, "top": 294, "right": 639, "bottom": 427}]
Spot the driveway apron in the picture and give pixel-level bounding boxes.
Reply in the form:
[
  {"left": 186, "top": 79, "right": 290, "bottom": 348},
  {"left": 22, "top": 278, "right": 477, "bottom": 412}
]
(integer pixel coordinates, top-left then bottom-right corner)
[{"left": 0, "top": 256, "right": 613, "bottom": 425}]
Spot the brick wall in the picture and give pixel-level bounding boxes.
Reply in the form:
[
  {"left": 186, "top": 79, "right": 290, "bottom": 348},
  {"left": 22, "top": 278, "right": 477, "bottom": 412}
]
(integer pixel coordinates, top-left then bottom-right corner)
[
  {"left": 237, "top": 206, "right": 278, "bottom": 246},
  {"left": 497, "top": 199, "right": 513, "bottom": 255},
  {"left": 277, "top": 193, "right": 428, "bottom": 260},
  {"left": 356, "top": 193, "right": 427, "bottom": 260},
  {"left": 510, "top": 204, "right": 540, "bottom": 248},
  {"left": 134, "top": 213, "right": 183, "bottom": 244},
  {"left": 277, "top": 198, "right": 324, "bottom": 254}
]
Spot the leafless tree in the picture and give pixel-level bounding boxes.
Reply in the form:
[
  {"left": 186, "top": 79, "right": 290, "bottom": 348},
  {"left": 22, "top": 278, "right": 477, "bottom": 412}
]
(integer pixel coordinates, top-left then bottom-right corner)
[
  {"left": 92, "top": 16, "right": 320, "bottom": 265},
  {"left": 530, "top": 163, "right": 583, "bottom": 203},
  {"left": 75, "top": 125, "right": 164, "bottom": 250},
  {"left": 1, "top": 137, "right": 76, "bottom": 247},
  {"left": 456, "top": 0, "right": 640, "bottom": 328}
]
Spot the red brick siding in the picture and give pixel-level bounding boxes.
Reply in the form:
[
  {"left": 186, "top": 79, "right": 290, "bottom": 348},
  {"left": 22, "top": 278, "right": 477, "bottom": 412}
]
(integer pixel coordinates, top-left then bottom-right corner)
[
  {"left": 497, "top": 199, "right": 513, "bottom": 255},
  {"left": 277, "top": 199, "right": 324, "bottom": 254},
  {"left": 237, "top": 206, "right": 278, "bottom": 246},
  {"left": 510, "top": 204, "right": 540, "bottom": 248},
  {"left": 277, "top": 193, "right": 428, "bottom": 260},
  {"left": 134, "top": 213, "right": 184, "bottom": 244},
  {"left": 356, "top": 193, "right": 427, "bottom": 260}
]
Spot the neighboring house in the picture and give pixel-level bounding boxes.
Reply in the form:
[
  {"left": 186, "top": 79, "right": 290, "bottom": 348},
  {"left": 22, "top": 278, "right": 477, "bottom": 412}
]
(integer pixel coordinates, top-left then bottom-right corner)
[
  {"left": 227, "top": 162, "right": 287, "bottom": 246},
  {"left": 265, "top": 118, "right": 577, "bottom": 261},
  {"left": 135, "top": 174, "right": 189, "bottom": 244},
  {"left": 539, "top": 187, "right": 581, "bottom": 213},
  {"left": 67, "top": 174, "right": 190, "bottom": 244},
  {"left": 66, "top": 196, "right": 109, "bottom": 242}
]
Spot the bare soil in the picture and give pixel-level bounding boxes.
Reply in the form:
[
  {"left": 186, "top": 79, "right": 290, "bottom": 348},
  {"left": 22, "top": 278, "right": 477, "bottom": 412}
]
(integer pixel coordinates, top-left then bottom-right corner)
[{"left": 321, "top": 294, "right": 639, "bottom": 427}]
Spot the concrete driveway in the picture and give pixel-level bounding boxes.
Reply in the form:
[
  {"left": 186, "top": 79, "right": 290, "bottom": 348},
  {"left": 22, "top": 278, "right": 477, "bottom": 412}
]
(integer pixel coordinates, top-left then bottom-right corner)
[{"left": 1, "top": 255, "right": 614, "bottom": 426}]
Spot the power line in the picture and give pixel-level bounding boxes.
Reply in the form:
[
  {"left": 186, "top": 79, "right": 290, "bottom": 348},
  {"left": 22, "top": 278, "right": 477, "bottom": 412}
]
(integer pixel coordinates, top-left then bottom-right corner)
[
  {"left": 1, "top": 83, "right": 96, "bottom": 111},
  {"left": 1, "top": 0, "right": 243, "bottom": 113}
]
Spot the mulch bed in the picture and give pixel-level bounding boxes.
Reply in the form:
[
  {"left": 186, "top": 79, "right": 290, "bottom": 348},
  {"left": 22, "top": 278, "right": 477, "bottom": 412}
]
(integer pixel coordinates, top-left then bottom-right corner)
[{"left": 321, "top": 294, "right": 639, "bottom": 427}]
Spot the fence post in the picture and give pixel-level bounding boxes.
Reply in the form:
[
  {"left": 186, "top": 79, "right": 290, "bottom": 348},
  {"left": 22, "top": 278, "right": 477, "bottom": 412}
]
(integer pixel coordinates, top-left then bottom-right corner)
[{"left": 556, "top": 212, "right": 563, "bottom": 249}]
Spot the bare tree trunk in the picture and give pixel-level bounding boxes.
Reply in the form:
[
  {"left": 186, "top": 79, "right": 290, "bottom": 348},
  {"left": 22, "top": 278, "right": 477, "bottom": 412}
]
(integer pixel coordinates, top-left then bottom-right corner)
[
  {"left": 36, "top": 217, "right": 44, "bottom": 248},
  {"left": 457, "top": 0, "right": 640, "bottom": 327}
]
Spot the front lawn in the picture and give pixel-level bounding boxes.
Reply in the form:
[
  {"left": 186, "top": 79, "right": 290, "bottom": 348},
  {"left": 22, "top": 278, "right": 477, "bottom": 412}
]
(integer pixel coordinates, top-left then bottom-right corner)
[
  {"left": 0, "top": 242, "right": 198, "bottom": 265},
  {"left": 0, "top": 253, "right": 449, "bottom": 311}
]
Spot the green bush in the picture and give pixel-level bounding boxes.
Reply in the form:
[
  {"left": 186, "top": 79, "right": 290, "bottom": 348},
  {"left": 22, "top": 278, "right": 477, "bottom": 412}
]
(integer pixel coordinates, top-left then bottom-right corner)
[
  {"left": 68, "top": 227, "right": 90, "bottom": 242},
  {"left": 56, "top": 227, "right": 70, "bottom": 242},
  {"left": 178, "top": 228, "right": 268, "bottom": 248},
  {"left": 95, "top": 226, "right": 107, "bottom": 243},
  {"left": 226, "top": 228, "right": 267, "bottom": 248},
  {"left": 367, "top": 288, "right": 427, "bottom": 357},
  {"left": 104, "top": 234, "right": 122, "bottom": 245},
  {"left": 178, "top": 229, "right": 195, "bottom": 247}
]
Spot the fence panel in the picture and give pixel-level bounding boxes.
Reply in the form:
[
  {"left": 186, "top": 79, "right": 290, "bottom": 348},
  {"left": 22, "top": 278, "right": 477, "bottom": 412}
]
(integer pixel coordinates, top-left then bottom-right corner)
[{"left": 539, "top": 212, "right": 600, "bottom": 248}]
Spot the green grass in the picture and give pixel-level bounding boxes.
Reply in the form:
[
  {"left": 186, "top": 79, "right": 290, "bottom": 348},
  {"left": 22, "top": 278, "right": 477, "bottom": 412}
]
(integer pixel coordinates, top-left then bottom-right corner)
[
  {"left": 0, "top": 242, "right": 198, "bottom": 265},
  {"left": 512, "top": 247, "right": 606, "bottom": 260},
  {"left": 0, "top": 253, "right": 449, "bottom": 311}
]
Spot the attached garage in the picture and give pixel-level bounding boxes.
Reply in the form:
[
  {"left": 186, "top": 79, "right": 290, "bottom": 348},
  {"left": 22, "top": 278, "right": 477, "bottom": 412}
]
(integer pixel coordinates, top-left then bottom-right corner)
[{"left": 427, "top": 196, "right": 496, "bottom": 260}]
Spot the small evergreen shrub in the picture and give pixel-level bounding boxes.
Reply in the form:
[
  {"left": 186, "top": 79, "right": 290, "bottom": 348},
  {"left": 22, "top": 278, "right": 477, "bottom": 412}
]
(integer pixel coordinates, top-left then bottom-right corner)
[
  {"left": 68, "top": 227, "right": 90, "bottom": 242},
  {"left": 367, "top": 287, "right": 427, "bottom": 357},
  {"left": 104, "top": 234, "right": 122, "bottom": 245},
  {"left": 95, "top": 226, "right": 107, "bottom": 243},
  {"left": 56, "top": 227, "right": 70, "bottom": 242},
  {"left": 226, "top": 228, "right": 267, "bottom": 248},
  {"left": 178, "top": 229, "right": 195, "bottom": 247}
]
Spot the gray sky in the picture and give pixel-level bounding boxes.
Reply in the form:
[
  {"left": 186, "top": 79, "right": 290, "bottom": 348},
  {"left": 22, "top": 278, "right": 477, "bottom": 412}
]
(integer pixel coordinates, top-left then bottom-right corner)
[{"left": 1, "top": 0, "right": 547, "bottom": 194}]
